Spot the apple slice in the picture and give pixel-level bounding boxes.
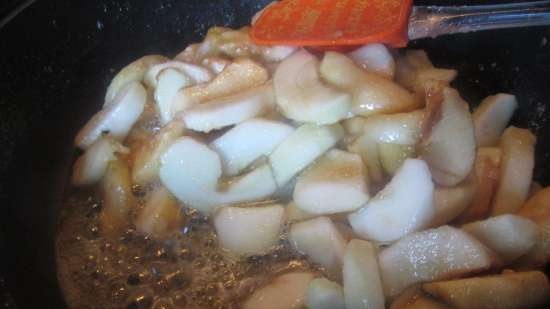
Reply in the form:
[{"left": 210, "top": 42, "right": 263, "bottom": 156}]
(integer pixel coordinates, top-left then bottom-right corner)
[
  {"left": 273, "top": 50, "right": 351, "bottom": 124},
  {"left": 394, "top": 50, "right": 456, "bottom": 94},
  {"left": 462, "top": 214, "right": 538, "bottom": 264},
  {"left": 289, "top": 217, "right": 347, "bottom": 274},
  {"left": 104, "top": 55, "right": 168, "bottom": 103},
  {"left": 320, "top": 51, "right": 418, "bottom": 116},
  {"left": 348, "top": 44, "right": 395, "bottom": 78},
  {"left": 473, "top": 93, "right": 518, "bottom": 147},
  {"left": 362, "top": 110, "right": 423, "bottom": 145},
  {"left": 519, "top": 187, "right": 550, "bottom": 222},
  {"left": 348, "top": 159, "right": 434, "bottom": 243},
  {"left": 243, "top": 272, "right": 315, "bottom": 309},
  {"left": 378, "top": 225, "right": 494, "bottom": 298},
  {"left": 286, "top": 201, "right": 317, "bottom": 222},
  {"left": 72, "top": 137, "right": 129, "bottom": 186},
  {"left": 181, "top": 83, "right": 276, "bottom": 132},
  {"left": 423, "top": 271, "right": 550, "bottom": 309},
  {"left": 99, "top": 158, "right": 134, "bottom": 238},
  {"left": 214, "top": 204, "right": 284, "bottom": 256},
  {"left": 306, "top": 278, "right": 345, "bottom": 309},
  {"left": 343, "top": 239, "right": 385, "bottom": 309},
  {"left": 268, "top": 123, "right": 344, "bottom": 187},
  {"left": 378, "top": 142, "right": 416, "bottom": 176},
  {"left": 348, "top": 134, "right": 385, "bottom": 184},
  {"left": 135, "top": 187, "right": 182, "bottom": 239},
  {"left": 491, "top": 126, "right": 536, "bottom": 216},
  {"left": 431, "top": 181, "right": 476, "bottom": 226},
  {"left": 294, "top": 149, "right": 369, "bottom": 215},
  {"left": 171, "top": 58, "right": 269, "bottom": 114},
  {"left": 390, "top": 286, "right": 451, "bottom": 309},
  {"left": 159, "top": 137, "right": 277, "bottom": 212},
  {"left": 419, "top": 84, "right": 476, "bottom": 186},
  {"left": 454, "top": 147, "right": 501, "bottom": 224},
  {"left": 516, "top": 188, "right": 550, "bottom": 268},
  {"left": 342, "top": 117, "right": 367, "bottom": 137},
  {"left": 144, "top": 60, "right": 213, "bottom": 89},
  {"left": 75, "top": 82, "right": 146, "bottom": 149},
  {"left": 131, "top": 121, "right": 185, "bottom": 185},
  {"left": 210, "top": 118, "right": 294, "bottom": 176},
  {"left": 201, "top": 56, "right": 231, "bottom": 74},
  {"left": 154, "top": 68, "right": 192, "bottom": 124}
]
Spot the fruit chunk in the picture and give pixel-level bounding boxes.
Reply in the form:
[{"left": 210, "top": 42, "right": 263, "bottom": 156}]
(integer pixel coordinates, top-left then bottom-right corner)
[
  {"left": 144, "top": 60, "right": 213, "bottom": 89},
  {"left": 378, "top": 226, "right": 494, "bottom": 297},
  {"left": 104, "top": 55, "right": 168, "bottom": 103},
  {"left": 268, "top": 123, "right": 344, "bottom": 186},
  {"left": 75, "top": 82, "right": 146, "bottom": 149},
  {"left": 419, "top": 84, "right": 476, "bottom": 186},
  {"left": 273, "top": 50, "right": 351, "bottom": 124},
  {"left": 473, "top": 93, "right": 518, "bottom": 147},
  {"left": 201, "top": 56, "right": 231, "bottom": 74},
  {"left": 454, "top": 147, "right": 501, "bottom": 224},
  {"left": 431, "top": 181, "right": 476, "bottom": 226},
  {"left": 491, "top": 126, "right": 536, "bottom": 216},
  {"left": 131, "top": 121, "right": 185, "bottom": 185},
  {"left": 72, "top": 137, "right": 129, "bottom": 186},
  {"left": 516, "top": 188, "right": 550, "bottom": 268},
  {"left": 99, "top": 158, "right": 134, "bottom": 237},
  {"left": 518, "top": 187, "right": 550, "bottom": 222},
  {"left": 362, "top": 110, "right": 423, "bottom": 145},
  {"left": 462, "top": 215, "right": 538, "bottom": 264},
  {"left": 390, "top": 286, "right": 451, "bottom": 309},
  {"left": 286, "top": 201, "right": 317, "bottom": 222},
  {"left": 348, "top": 159, "right": 434, "bottom": 243},
  {"left": 159, "top": 137, "right": 277, "bottom": 212},
  {"left": 379, "top": 143, "right": 416, "bottom": 176},
  {"left": 135, "top": 187, "right": 182, "bottom": 239},
  {"left": 306, "top": 278, "right": 345, "bottom": 309},
  {"left": 348, "top": 44, "right": 395, "bottom": 78},
  {"left": 181, "top": 83, "right": 276, "bottom": 132},
  {"left": 171, "top": 58, "right": 269, "bottom": 114},
  {"left": 293, "top": 149, "right": 369, "bottom": 215},
  {"left": 154, "top": 68, "right": 191, "bottom": 124},
  {"left": 423, "top": 271, "right": 550, "bottom": 309},
  {"left": 348, "top": 134, "right": 384, "bottom": 183},
  {"left": 343, "top": 239, "right": 385, "bottom": 309},
  {"left": 289, "top": 217, "right": 347, "bottom": 274},
  {"left": 320, "top": 51, "right": 418, "bottom": 116},
  {"left": 214, "top": 204, "right": 284, "bottom": 256},
  {"left": 243, "top": 272, "right": 315, "bottom": 309},
  {"left": 394, "top": 50, "right": 456, "bottom": 94}
]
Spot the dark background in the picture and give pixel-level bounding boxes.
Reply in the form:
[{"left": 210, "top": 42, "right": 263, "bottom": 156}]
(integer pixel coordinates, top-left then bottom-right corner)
[{"left": 0, "top": 0, "right": 549, "bottom": 308}]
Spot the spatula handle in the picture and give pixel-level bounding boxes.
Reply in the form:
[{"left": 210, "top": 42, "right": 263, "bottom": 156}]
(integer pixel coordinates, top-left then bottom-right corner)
[{"left": 408, "top": 0, "right": 550, "bottom": 40}]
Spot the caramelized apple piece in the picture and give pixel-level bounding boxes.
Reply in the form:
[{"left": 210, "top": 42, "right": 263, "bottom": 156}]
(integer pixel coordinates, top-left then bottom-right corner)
[
  {"left": 99, "top": 158, "right": 134, "bottom": 237},
  {"left": 243, "top": 272, "right": 315, "bottom": 309},
  {"left": 135, "top": 187, "right": 182, "bottom": 239}
]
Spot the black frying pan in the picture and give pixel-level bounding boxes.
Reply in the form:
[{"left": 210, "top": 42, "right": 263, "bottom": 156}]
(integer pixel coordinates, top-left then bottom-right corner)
[{"left": 0, "top": 0, "right": 549, "bottom": 308}]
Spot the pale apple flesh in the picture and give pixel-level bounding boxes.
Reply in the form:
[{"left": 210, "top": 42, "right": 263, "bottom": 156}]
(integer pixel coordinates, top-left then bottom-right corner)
[{"left": 243, "top": 272, "right": 315, "bottom": 309}]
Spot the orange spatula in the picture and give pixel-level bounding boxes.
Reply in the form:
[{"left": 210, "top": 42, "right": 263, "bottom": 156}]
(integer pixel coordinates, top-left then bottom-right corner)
[{"left": 251, "top": 0, "right": 550, "bottom": 48}]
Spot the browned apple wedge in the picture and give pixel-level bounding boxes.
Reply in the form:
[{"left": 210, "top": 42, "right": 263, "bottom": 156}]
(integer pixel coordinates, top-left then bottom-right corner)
[
  {"left": 419, "top": 83, "right": 476, "bottom": 186},
  {"left": 473, "top": 93, "right": 518, "bottom": 147},
  {"left": 243, "top": 272, "right": 315, "bottom": 309},
  {"left": 390, "top": 286, "right": 452, "bottom": 309},
  {"left": 431, "top": 180, "right": 476, "bottom": 226},
  {"left": 135, "top": 187, "right": 182, "bottom": 239},
  {"left": 491, "top": 126, "right": 536, "bottom": 216},
  {"left": 378, "top": 226, "right": 494, "bottom": 298},
  {"left": 378, "top": 142, "right": 416, "bottom": 176},
  {"left": 348, "top": 134, "right": 385, "bottom": 184},
  {"left": 516, "top": 187, "right": 550, "bottom": 268},
  {"left": 423, "top": 271, "right": 550, "bottom": 309},
  {"left": 394, "top": 50, "right": 456, "bottom": 94}
]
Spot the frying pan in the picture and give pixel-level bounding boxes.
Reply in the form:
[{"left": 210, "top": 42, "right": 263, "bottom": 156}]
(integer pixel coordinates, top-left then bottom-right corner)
[{"left": 0, "top": 0, "right": 549, "bottom": 308}]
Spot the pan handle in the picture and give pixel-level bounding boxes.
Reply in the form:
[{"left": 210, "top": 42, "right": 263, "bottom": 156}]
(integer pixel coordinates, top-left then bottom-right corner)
[{"left": 408, "top": 0, "right": 550, "bottom": 40}]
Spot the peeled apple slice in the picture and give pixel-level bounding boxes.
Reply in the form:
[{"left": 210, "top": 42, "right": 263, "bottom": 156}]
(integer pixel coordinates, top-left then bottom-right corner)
[
  {"left": 243, "top": 272, "right": 315, "bottom": 309},
  {"left": 343, "top": 239, "right": 385, "bottom": 309},
  {"left": 462, "top": 214, "right": 538, "bottom": 264},
  {"left": 362, "top": 110, "right": 423, "bottom": 145},
  {"left": 181, "top": 83, "right": 276, "bottom": 133},
  {"left": 268, "top": 123, "right": 344, "bottom": 187},
  {"left": 306, "top": 278, "right": 345, "bottom": 309},
  {"left": 473, "top": 93, "right": 518, "bottom": 147},
  {"left": 320, "top": 51, "right": 418, "bottom": 116},
  {"left": 100, "top": 158, "right": 134, "bottom": 238},
  {"left": 293, "top": 149, "right": 369, "bottom": 215},
  {"left": 131, "top": 121, "right": 185, "bottom": 185},
  {"left": 273, "top": 50, "right": 351, "bottom": 124},
  {"left": 378, "top": 226, "right": 494, "bottom": 298},
  {"left": 378, "top": 142, "right": 416, "bottom": 176},
  {"left": 423, "top": 271, "right": 550, "bottom": 309},
  {"left": 104, "top": 55, "right": 168, "bottom": 104},
  {"left": 72, "top": 137, "right": 129, "bottom": 186},
  {"left": 348, "top": 134, "right": 384, "bottom": 184},
  {"left": 394, "top": 50, "right": 456, "bottom": 94},
  {"left": 210, "top": 118, "right": 294, "bottom": 176},
  {"left": 201, "top": 56, "right": 231, "bottom": 74},
  {"left": 144, "top": 60, "right": 213, "bottom": 89},
  {"left": 419, "top": 84, "right": 476, "bottom": 186},
  {"left": 286, "top": 202, "right": 317, "bottom": 222},
  {"left": 491, "top": 126, "right": 536, "bottom": 216},
  {"left": 390, "top": 286, "right": 451, "bottom": 309},
  {"left": 159, "top": 137, "right": 277, "bottom": 212},
  {"left": 348, "top": 44, "right": 396, "bottom": 78},
  {"left": 155, "top": 68, "right": 192, "bottom": 124},
  {"left": 289, "top": 217, "right": 347, "bottom": 274},
  {"left": 75, "top": 82, "right": 146, "bottom": 149},
  {"left": 214, "top": 204, "right": 284, "bottom": 256},
  {"left": 431, "top": 181, "right": 476, "bottom": 226},
  {"left": 135, "top": 187, "right": 182, "bottom": 239},
  {"left": 348, "top": 159, "right": 434, "bottom": 243},
  {"left": 171, "top": 58, "right": 269, "bottom": 114}
]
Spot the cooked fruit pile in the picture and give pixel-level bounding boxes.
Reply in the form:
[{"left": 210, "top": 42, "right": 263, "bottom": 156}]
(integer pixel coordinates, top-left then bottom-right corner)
[{"left": 71, "top": 24, "right": 550, "bottom": 309}]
